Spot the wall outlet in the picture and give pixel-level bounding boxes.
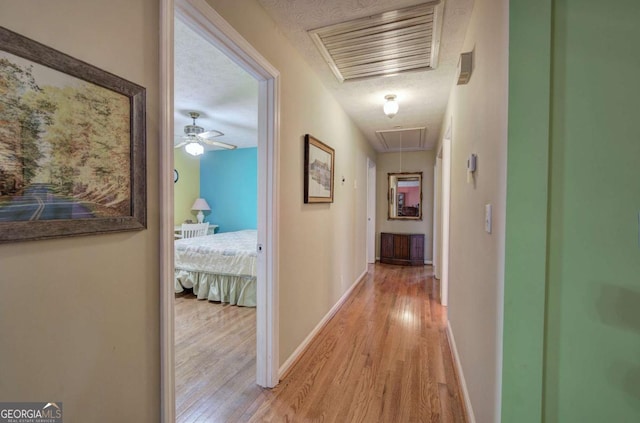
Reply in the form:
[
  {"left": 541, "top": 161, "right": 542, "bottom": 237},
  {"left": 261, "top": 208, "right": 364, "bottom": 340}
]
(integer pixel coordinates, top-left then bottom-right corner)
[{"left": 485, "top": 204, "right": 492, "bottom": 234}]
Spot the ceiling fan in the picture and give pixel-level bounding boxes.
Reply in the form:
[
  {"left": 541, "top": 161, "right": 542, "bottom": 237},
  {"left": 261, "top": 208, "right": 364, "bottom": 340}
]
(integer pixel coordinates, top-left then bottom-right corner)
[{"left": 174, "top": 112, "right": 237, "bottom": 156}]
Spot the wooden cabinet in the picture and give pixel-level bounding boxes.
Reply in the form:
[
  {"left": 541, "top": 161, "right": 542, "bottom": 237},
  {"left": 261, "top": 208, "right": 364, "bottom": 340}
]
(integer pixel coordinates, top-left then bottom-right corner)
[{"left": 380, "top": 233, "right": 425, "bottom": 266}]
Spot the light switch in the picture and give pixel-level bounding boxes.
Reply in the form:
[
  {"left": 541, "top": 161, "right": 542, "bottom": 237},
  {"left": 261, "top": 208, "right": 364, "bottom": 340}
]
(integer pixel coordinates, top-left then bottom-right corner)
[{"left": 485, "top": 204, "right": 492, "bottom": 234}]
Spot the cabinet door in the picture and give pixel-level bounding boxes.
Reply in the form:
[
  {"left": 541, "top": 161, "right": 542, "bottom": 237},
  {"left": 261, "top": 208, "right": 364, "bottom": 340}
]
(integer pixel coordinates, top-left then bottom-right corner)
[
  {"left": 393, "top": 234, "right": 410, "bottom": 259},
  {"left": 380, "top": 233, "right": 394, "bottom": 258},
  {"left": 410, "top": 235, "right": 425, "bottom": 262}
]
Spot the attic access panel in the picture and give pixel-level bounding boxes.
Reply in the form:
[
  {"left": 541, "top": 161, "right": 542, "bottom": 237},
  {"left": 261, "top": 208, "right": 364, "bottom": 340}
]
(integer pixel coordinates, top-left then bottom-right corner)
[
  {"left": 375, "top": 127, "right": 427, "bottom": 152},
  {"left": 309, "top": 2, "right": 444, "bottom": 82}
]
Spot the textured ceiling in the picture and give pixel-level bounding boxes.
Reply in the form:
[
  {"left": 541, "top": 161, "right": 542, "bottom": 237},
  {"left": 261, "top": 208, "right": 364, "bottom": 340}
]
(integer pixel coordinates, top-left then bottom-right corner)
[
  {"left": 174, "top": 18, "right": 258, "bottom": 150},
  {"left": 257, "top": 0, "right": 473, "bottom": 151}
]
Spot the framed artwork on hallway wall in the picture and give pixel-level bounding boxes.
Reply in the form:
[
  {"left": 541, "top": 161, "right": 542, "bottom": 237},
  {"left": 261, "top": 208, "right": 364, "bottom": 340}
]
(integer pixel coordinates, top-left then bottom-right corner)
[
  {"left": 304, "top": 134, "right": 334, "bottom": 203},
  {"left": 0, "top": 27, "right": 146, "bottom": 243}
]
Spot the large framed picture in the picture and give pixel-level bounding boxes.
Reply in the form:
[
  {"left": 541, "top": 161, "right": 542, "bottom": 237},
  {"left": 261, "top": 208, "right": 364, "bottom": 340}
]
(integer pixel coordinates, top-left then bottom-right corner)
[
  {"left": 304, "top": 134, "right": 334, "bottom": 203},
  {"left": 0, "top": 27, "right": 146, "bottom": 243}
]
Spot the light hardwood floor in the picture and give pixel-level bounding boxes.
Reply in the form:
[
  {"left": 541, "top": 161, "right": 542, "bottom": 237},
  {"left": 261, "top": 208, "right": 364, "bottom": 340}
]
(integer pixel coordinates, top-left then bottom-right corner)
[
  {"left": 175, "top": 295, "right": 260, "bottom": 422},
  {"left": 175, "top": 264, "right": 466, "bottom": 422}
]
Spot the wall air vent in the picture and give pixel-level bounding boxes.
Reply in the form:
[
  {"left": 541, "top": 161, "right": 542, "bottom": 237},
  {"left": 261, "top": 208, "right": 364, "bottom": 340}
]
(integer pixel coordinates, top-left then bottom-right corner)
[{"left": 309, "top": 2, "right": 444, "bottom": 82}]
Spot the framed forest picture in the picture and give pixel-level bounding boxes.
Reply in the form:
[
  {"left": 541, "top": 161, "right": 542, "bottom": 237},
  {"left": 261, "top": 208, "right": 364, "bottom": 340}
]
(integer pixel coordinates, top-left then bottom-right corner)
[{"left": 0, "top": 26, "right": 146, "bottom": 243}]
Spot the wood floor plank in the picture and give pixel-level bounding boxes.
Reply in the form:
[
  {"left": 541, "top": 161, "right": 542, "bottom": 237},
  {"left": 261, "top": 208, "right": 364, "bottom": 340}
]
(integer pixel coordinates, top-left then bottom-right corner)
[
  {"left": 175, "top": 264, "right": 466, "bottom": 422},
  {"left": 439, "top": 329, "right": 467, "bottom": 423}
]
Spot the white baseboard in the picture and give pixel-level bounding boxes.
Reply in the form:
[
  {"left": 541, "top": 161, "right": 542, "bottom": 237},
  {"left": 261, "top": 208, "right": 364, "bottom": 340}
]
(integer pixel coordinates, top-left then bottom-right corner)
[
  {"left": 446, "top": 322, "right": 476, "bottom": 423},
  {"left": 278, "top": 269, "right": 368, "bottom": 378}
]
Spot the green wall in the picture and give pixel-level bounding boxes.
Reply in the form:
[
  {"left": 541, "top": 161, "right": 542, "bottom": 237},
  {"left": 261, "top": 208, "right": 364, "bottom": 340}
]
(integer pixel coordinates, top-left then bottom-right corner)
[
  {"left": 503, "top": 0, "right": 552, "bottom": 421},
  {"left": 545, "top": 0, "right": 640, "bottom": 420},
  {"left": 504, "top": 0, "right": 640, "bottom": 421}
]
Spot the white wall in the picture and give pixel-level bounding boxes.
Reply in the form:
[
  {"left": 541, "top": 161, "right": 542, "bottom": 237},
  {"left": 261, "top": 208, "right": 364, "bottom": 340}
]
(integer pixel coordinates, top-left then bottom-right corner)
[
  {"left": 0, "top": 1, "right": 160, "bottom": 421},
  {"left": 375, "top": 151, "right": 435, "bottom": 261},
  {"left": 436, "top": 0, "right": 509, "bottom": 421},
  {"left": 204, "top": 0, "right": 377, "bottom": 364}
]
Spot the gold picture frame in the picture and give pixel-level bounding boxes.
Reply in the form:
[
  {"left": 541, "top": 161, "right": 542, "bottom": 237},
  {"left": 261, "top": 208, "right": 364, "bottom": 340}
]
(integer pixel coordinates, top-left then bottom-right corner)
[{"left": 304, "top": 134, "right": 334, "bottom": 203}]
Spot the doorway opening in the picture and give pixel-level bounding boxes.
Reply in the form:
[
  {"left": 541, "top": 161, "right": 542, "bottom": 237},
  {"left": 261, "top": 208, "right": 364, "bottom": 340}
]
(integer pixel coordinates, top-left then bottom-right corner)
[
  {"left": 160, "top": 0, "right": 280, "bottom": 421},
  {"left": 367, "top": 158, "right": 376, "bottom": 264},
  {"left": 173, "top": 14, "right": 260, "bottom": 421},
  {"left": 435, "top": 123, "right": 451, "bottom": 306}
]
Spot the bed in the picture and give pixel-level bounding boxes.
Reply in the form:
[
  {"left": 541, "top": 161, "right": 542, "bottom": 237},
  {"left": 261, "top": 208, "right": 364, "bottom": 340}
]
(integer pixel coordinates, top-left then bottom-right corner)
[{"left": 174, "top": 229, "right": 257, "bottom": 307}]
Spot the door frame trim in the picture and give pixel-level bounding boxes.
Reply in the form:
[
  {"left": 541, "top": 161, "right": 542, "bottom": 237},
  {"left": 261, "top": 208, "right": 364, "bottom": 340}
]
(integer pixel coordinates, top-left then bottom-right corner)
[{"left": 440, "top": 122, "right": 452, "bottom": 306}]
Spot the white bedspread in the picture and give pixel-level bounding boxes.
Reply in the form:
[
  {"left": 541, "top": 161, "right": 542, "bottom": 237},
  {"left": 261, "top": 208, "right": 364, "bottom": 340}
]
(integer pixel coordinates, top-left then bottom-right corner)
[{"left": 174, "top": 229, "right": 257, "bottom": 277}]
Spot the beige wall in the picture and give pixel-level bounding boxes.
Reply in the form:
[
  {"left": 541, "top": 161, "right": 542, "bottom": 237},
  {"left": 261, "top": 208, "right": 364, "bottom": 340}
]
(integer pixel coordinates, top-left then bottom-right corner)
[
  {"left": 375, "top": 151, "right": 435, "bottom": 261},
  {"left": 174, "top": 148, "right": 200, "bottom": 225},
  {"left": 0, "top": 1, "right": 160, "bottom": 422},
  {"left": 437, "top": 0, "right": 509, "bottom": 421},
  {"left": 204, "top": 0, "right": 377, "bottom": 364}
]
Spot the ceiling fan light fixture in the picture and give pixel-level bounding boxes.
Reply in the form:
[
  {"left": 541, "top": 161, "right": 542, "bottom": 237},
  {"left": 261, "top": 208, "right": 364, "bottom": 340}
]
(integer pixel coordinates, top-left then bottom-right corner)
[
  {"left": 185, "top": 141, "right": 204, "bottom": 156},
  {"left": 383, "top": 94, "right": 399, "bottom": 118},
  {"left": 175, "top": 111, "right": 236, "bottom": 153},
  {"left": 185, "top": 112, "right": 206, "bottom": 136}
]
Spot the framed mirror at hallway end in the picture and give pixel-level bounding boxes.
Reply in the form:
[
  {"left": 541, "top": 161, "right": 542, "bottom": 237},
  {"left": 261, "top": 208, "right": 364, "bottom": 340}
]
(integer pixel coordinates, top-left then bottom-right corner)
[{"left": 388, "top": 172, "right": 422, "bottom": 220}]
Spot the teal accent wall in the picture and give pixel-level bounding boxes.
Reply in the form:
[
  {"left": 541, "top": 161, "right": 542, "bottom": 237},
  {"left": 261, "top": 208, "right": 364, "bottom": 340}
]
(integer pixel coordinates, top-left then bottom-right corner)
[
  {"left": 200, "top": 148, "right": 257, "bottom": 233},
  {"left": 505, "top": 0, "right": 640, "bottom": 421}
]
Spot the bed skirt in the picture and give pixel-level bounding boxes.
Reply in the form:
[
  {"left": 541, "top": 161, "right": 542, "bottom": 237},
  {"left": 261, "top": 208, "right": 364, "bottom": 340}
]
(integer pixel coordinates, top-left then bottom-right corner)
[{"left": 175, "top": 269, "right": 256, "bottom": 307}]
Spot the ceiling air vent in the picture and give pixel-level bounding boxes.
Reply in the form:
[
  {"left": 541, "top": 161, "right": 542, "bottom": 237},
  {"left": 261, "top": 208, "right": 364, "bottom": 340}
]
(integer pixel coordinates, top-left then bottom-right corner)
[{"left": 309, "top": 2, "right": 444, "bottom": 82}]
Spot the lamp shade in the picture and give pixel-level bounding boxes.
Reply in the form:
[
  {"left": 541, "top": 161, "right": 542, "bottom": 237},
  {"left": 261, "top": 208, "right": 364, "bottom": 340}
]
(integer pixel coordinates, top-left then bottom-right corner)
[
  {"left": 191, "top": 198, "right": 210, "bottom": 223},
  {"left": 191, "top": 198, "right": 210, "bottom": 211}
]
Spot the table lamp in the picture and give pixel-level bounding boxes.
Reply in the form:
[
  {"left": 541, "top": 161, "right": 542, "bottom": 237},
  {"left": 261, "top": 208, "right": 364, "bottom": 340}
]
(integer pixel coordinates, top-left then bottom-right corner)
[{"left": 191, "top": 198, "right": 211, "bottom": 223}]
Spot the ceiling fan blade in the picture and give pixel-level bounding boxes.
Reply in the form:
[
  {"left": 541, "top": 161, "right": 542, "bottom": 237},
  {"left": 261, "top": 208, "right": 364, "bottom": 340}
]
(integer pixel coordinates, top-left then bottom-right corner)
[
  {"left": 174, "top": 141, "right": 188, "bottom": 149},
  {"left": 200, "top": 130, "right": 224, "bottom": 138},
  {"left": 200, "top": 138, "right": 237, "bottom": 150}
]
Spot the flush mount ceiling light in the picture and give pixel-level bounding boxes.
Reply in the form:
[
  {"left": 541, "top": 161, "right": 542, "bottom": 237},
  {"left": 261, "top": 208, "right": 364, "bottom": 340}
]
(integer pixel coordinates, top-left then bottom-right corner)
[
  {"left": 383, "top": 94, "right": 399, "bottom": 118},
  {"left": 174, "top": 112, "right": 237, "bottom": 156},
  {"left": 308, "top": 2, "right": 444, "bottom": 82}
]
